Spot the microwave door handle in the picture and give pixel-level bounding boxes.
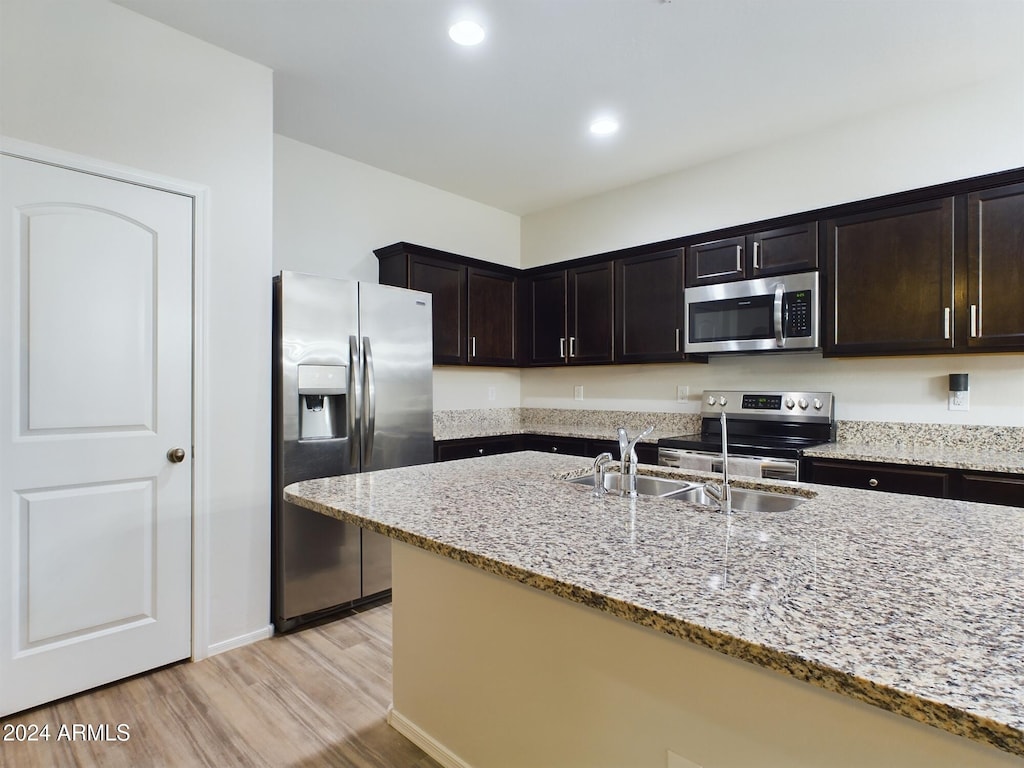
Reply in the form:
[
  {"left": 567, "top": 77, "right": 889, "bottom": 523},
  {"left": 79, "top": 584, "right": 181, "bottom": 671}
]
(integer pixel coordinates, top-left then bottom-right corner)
[{"left": 774, "top": 282, "right": 785, "bottom": 347}]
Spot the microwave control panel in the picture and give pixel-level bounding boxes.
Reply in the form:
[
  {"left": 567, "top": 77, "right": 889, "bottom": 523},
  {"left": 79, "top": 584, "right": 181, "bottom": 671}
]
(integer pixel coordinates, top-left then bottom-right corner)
[{"left": 785, "top": 290, "right": 813, "bottom": 337}]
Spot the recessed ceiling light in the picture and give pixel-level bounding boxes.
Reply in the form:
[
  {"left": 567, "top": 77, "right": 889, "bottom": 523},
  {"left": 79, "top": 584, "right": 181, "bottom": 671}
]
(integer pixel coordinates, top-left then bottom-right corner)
[
  {"left": 589, "top": 117, "right": 620, "bottom": 136},
  {"left": 449, "top": 20, "right": 485, "bottom": 46}
]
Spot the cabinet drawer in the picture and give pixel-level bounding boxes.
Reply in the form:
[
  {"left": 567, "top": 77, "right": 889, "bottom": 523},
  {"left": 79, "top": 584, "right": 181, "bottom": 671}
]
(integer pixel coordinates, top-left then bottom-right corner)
[
  {"left": 434, "top": 436, "right": 522, "bottom": 462},
  {"left": 957, "top": 472, "right": 1024, "bottom": 507},
  {"left": 810, "top": 460, "right": 949, "bottom": 498},
  {"left": 521, "top": 435, "right": 589, "bottom": 456}
]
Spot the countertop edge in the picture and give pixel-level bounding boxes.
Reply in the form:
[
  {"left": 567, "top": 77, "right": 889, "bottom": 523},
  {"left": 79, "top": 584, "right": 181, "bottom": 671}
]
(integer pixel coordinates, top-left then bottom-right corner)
[{"left": 285, "top": 482, "right": 1023, "bottom": 758}]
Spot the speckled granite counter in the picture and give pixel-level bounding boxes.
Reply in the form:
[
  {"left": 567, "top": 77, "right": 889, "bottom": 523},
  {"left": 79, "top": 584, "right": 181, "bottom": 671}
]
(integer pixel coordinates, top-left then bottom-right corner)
[
  {"left": 435, "top": 409, "right": 1024, "bottom": 475},
  {"left": 804, "top": 441, "right": 1024, "bottom": 474},
  {"left": 285, "top": 453, "right": 1024, "bottom": 758}
]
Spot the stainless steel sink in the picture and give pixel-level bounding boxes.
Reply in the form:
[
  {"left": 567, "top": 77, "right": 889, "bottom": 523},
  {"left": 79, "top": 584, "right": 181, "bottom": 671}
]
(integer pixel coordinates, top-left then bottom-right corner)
[
  {"left": 568, "top": 472, "right": 698, "bottom": 498},
  {"left": 672, "top": 486, "right": 807, "bottom": 512}
]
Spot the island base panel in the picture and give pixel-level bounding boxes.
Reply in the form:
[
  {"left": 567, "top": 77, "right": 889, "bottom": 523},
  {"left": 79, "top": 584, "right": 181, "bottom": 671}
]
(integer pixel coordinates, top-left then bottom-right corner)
[{"left": 390, "top": 542, "right": 1022, "bottom": 768}]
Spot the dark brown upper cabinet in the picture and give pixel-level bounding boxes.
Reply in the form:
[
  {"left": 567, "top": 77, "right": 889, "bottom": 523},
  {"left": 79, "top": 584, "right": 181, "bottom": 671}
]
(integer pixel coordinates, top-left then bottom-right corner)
[
  {"left": 467, "top": 267, "right": 517, "bottom": 366},
  {"left": 966, "top": 182, "right": 1024, "bottom": 350},
  {"left": 525, "top": 262, "right": 614, "bottom": 366},
  {"left": 825, "top": 198, "right": 955, "bottom": 356},
  {"left": 404, "top": 253, "right": 465, "bottom": 364},
  {"left": 685, "top": 222, "right": 818, "bottom": 287},
  {"left": 615, "top": 248, "right": 689, "bottom": 364},
  {"left": 375, "top": 242, "right": 518, "bottom": 366}
]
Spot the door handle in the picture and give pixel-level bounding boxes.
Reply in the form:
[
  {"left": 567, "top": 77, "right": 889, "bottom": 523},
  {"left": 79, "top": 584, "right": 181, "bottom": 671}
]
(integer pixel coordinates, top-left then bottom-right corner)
[
  {"left": 569, "top": 336, "right": 576, "bottom": 358},
  {"left": 943, "top": 307, "right": 951, "bottom": 340},
  {"left": 970, "top": 304, "right": 978, "bottom": 338},
  {"left": 362, "top": 336, "right": 376, "bottom": 465},
  {"left": 349, "top": 335, "right": 361, "bottom": 470},
  {"left": 773, "top": 282, "right": 785, "bottom": 347},
  {"left": 166, "top": 448, "right": 186, "bottom": 463},
  {"left": 559, "top": 337, "right": 565, "bottom": 359}
]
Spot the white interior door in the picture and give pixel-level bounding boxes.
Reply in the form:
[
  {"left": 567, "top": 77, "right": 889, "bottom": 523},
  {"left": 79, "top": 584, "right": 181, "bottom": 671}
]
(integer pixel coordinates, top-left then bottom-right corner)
[{"left": 0, "top": 154, "right": 193, "bottom": 715}]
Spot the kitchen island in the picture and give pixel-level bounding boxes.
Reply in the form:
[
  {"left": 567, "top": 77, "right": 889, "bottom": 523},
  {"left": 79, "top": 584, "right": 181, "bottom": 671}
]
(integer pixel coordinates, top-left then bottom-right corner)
[{"left": 285, "top": 452, "right": 1024, "bottom": 767}]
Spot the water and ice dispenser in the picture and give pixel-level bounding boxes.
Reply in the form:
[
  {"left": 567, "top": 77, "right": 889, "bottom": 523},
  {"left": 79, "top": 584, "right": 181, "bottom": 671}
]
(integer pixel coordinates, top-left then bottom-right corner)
[{"left": 297, "top": 364, "right": 347, "bottom": 440}]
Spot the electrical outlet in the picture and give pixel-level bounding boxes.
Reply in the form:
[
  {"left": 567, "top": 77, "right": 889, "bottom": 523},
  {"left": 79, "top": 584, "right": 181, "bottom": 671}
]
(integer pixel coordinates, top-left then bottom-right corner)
[
  {"left": 573, "top": 384, "right": 584, "bottom": 401},
  {"left": 676, "top": 385, "right": 688, "bottom": 402},
  {"left": 948, "top": 391, "right": 969, "bottom": 411},
  {"left": 487, "top": 386, "right": 496, "bottom": 402}
]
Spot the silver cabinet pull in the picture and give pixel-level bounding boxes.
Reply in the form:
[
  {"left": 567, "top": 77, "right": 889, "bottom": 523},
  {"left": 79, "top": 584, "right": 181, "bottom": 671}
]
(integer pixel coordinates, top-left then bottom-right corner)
[
  {"left": 753, "top": 241, "right": 761, "bottom": 270},
  {"left": 569, "top": 336, "right": 576, "bottom": 357},
  {"left": 943, "top": 307, "right": 951, "bottom": 340},
  {"left": 559, "top": 337, "right": 565, "bottom": 359},
  {"left": 471, "top": 336, "right": 477, "bottom": 358},
  {"left": 970, "top": 304, "right": 978, "bottom": 337},
  {"left": 167, "top": 448, "right": 186, "bottom": 463},
  {"left": 868, "top": 478, "right": 879, "bottom": 488},
  {"left": 734, "top": 244, "right": 743, "bottom": 272},
  {"left": 675, "top": 328, "right": 680, "bottom": 353}
]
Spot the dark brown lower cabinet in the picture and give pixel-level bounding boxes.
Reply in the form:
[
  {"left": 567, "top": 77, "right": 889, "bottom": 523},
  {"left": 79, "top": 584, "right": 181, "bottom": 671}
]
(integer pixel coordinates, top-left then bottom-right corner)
[
  {"left": 808, "top": 459, "right": 1024, "bottom": 507},
  {"left": 434, "top": 435, "right": 522, "bottom": 462},
  {"left": 808, "top": 459, "right": 950, "bottom": 498},
  {"left": 956, "top": 472, "right": 1024, "bottom": 507}
]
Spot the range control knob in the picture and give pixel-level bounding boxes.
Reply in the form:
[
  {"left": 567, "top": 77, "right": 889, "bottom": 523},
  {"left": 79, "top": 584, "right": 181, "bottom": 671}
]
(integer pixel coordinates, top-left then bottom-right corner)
[
  {"left": 718, "top": 395, "right": 728, "bottom": 406},
  {"left": 798, "top": 398, "right": 809, "bottom": 410},
  {"left": 813, "top": 398, "right": 823, "bottom": 410},
  {"left": 785, "top": 397, "right": 796, "bottom": 410},
  {"left": 707, "top": 395, "right": 717, "bottom": 406}
]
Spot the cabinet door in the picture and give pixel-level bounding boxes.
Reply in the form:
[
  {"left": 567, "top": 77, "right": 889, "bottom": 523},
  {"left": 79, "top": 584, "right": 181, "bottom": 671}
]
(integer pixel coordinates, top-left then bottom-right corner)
[
  {"left": 527, "top": 270, "right": 568, "bottom": 365},
  {"left": 825, "top": 198, "right": 954, "bottom": 356},
  {"left": 685, "top": 236, "right": 745, "bottom": 286},
  {"left": 409, "top": 255, "right": 466, "bottom": 364},
  {"left": 467, "top": 267, "right": 516, "bottom": 365},
  {"left": 967, "top": 182, "right": 1024, "bottom": 350},
  {"left": 750, "top": 222, "right": 818, "bottom": 278},
  {"left": 567, "top": 262, "right": 614, "bottom": 364},
  {"left": 615, "top": 249, "right": 684, "bottom": 363}
]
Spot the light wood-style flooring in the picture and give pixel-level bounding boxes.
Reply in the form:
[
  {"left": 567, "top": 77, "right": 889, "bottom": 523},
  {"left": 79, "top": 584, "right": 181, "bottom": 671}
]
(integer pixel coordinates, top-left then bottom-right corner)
[{"left": 0, "top": 601, "right": 441, "bottom": 768}]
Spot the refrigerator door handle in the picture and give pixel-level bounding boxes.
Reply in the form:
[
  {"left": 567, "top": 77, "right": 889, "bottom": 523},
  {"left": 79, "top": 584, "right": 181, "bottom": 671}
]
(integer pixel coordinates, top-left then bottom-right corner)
[
  {"left": 348, "top": 335, "right": 362, "bottom": 470},
  {"left": 362, "top": 336, "right": 376, "bottom": 465}
]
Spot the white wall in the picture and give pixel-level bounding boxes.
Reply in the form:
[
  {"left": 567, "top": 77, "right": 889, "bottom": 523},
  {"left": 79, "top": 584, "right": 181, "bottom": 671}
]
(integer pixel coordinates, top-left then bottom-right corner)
[
  {"left": 1, "top": 0, "right": 274, "bottom": 651},
  {"left": 273, "top": 135, "right": 523, "bottom": 409},
  {"left": 519, "top": 74, "right": 1024, "bottom": 426}
]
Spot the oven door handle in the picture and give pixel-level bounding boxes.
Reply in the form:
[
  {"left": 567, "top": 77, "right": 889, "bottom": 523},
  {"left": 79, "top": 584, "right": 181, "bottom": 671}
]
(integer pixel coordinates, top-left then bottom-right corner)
[{"left": 774, "top": 282, "right": 785, "bottom": 348}]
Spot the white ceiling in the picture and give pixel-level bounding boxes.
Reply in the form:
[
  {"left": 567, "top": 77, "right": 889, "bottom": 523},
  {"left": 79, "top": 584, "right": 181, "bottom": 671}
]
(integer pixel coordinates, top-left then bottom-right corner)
[{"left": 115, "top": 0, "right": 1024, "bottom": 215}]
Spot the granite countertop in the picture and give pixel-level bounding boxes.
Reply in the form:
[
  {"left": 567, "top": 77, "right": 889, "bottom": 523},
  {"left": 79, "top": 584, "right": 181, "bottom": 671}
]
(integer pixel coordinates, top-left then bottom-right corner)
[
  {"left": 285, "top": 452, "right": 1024, "bottom": 758},
  {"left": 804, "top": 441, "right": 1024, "bottom": 474}
]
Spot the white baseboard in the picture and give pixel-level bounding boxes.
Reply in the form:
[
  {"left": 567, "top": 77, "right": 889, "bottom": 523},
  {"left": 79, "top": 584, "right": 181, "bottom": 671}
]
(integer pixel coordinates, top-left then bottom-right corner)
[
  {"left": 387, "top": 705, "right": 474, "bottom": 768},
  {"left": 205, "top": 623, "right": 274, "bottom": 657}
]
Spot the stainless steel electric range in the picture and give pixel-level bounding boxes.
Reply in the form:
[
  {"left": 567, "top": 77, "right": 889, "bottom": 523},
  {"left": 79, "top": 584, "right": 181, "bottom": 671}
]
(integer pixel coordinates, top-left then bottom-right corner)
[{"left": 658, "top": 390, "right": 836, "bottom": 482}]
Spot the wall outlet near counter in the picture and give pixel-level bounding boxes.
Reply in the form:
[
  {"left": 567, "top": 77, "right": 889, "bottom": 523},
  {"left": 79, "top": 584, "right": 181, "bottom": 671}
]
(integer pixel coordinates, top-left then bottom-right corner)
[
  {"left": 676, "top": 385, "right": 689, "bottom": 402},
  {"left": 948, "top": 390, "right": 969, "bottom": 411},
  {"left": 487, "top": 386, "right": 496, "bottom": 402},
  {"left": 573, "top": 384, "right": 584, "bottom": 401}
]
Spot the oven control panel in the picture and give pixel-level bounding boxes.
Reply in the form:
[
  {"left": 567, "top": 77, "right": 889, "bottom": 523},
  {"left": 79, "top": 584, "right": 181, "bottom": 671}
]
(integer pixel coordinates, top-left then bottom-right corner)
[
  {"left": 741, "top": 394, "right": 782, "bottom": 410},
  {"left": 701, "top": 390, "right": 834, "bottom": 421}
]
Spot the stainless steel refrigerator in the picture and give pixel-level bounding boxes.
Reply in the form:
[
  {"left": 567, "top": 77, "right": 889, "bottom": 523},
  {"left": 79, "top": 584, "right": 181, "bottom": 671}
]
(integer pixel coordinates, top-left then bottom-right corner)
[{"left": 272, "top": 271, "right": 433, "bottom": 632}]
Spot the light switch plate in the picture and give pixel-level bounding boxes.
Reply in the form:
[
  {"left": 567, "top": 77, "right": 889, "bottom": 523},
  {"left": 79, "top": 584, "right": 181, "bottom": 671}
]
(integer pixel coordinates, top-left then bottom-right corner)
[{"left": 573, "top": 385, "right": 584, "bottom": 401}]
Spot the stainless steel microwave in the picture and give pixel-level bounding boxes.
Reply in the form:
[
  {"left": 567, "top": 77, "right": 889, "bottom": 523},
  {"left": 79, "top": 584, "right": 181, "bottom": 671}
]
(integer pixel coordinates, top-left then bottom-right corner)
[{"left": 684, "top": 271, "right": 819, "bottom": 353}]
